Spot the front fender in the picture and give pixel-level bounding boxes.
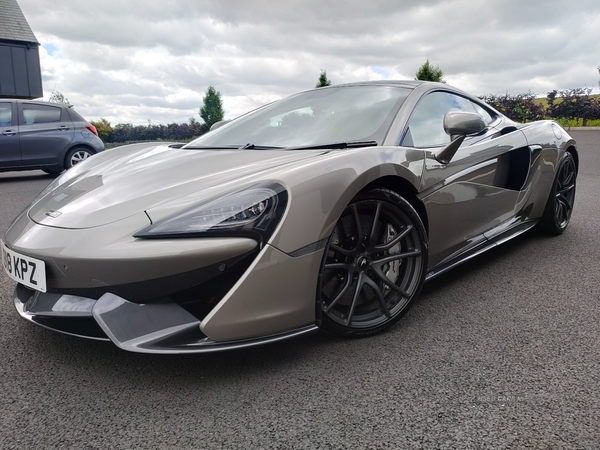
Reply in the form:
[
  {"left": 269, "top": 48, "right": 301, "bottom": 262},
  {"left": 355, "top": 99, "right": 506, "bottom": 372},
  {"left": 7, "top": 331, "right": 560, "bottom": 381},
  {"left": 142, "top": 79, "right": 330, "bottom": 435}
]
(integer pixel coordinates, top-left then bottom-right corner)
[{"left": 268, "top": 146, "right": 426, "bottom": 254}]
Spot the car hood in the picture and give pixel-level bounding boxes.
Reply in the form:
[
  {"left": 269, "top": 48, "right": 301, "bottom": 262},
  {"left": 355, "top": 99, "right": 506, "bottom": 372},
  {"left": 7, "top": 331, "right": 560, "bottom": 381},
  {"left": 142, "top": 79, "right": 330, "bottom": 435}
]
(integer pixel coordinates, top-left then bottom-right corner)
[{"left": 28, "top": 143, "right": 326, "bottom": 229}]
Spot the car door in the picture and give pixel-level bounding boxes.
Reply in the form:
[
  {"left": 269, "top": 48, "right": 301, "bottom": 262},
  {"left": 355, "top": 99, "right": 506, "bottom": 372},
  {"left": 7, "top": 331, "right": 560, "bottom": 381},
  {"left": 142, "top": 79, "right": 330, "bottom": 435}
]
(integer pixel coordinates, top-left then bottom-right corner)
[
  {"left": 17, "top": 102, "right": 75, "bottom": 166},
  {"left": 0, "top": 101, "right": 21, "bottom": 168},
  {"left": 401, "top": 90, "right": 530, "bottom": 268}
]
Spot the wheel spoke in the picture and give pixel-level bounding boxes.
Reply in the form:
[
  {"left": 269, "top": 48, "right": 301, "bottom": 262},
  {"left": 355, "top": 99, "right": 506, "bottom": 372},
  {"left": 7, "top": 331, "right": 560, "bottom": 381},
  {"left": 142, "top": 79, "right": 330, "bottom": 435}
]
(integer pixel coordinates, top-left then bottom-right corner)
[
  {"left": 556, "top": 197, "right": 570, "bottom": 221},
  {"left": 372, "top": 267, "right": 410, "bottom": 298},
  {"left": 345, "top": 272, "right": 364, "bottom": 326},
  {"left": 374, "top": 225, "right": 413, "bottom": 252},
  {"left": 351, "top": 205, "right": 362, "bottom": 252},
  {"left": 558, "top": 184, "right": 575, "bottom": 196},
  {"left": 323, "top": 275, "right": 353, "bottom": 314},
  {"left": 372, "top": 250, "right": 421, "bottom": 266},
  {"left": 366, "top": 201, "right": 381, "bottom": 249},
  {"left": 363, "top": 274, "right": 391, "bottom": 318},
  {"left": 555, "top": 200, "right": 564, "bottom": 223},
  {"left": 557, "top": 193, "right": 573, "bottom": 210},
  {"left": 324, "top": 262, "right": 354, "bottom": 272},
  {"left": 562, "top": 165, "right": 574, "bottom": 185},
  {"left": 330, "top": 243, "right": 355, "bottom": 257}
]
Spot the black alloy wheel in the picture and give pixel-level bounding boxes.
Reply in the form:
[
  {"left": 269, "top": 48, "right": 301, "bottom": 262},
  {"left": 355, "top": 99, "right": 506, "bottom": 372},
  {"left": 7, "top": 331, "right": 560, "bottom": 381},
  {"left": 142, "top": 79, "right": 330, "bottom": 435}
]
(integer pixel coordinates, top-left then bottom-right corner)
[
  {"left": 318, "top": 187, "right": 428, "bottom": 336},
  {"left": 539, "top": 152, "right": 577, "bottom": 235}
]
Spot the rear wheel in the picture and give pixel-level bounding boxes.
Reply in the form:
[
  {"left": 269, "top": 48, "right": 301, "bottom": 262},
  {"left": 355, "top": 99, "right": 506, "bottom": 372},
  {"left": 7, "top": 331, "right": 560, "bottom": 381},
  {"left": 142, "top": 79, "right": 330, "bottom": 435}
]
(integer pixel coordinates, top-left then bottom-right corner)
[
  {"left": 65, "top": 147, "right": 93, "bottom": 169},
  {"left": 318, "top": 187, "right": 428, "bottom": 336},
  {"left": 539, "top": 152, "right": 576, "bottom": 235}
]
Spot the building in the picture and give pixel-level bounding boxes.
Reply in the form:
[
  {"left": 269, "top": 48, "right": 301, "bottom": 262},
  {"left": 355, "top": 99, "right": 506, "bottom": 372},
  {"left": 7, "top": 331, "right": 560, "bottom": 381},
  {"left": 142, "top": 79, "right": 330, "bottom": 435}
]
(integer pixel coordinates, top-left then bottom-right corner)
[{"left": 0, "top": 0, "right": 43, "bottom": 99}]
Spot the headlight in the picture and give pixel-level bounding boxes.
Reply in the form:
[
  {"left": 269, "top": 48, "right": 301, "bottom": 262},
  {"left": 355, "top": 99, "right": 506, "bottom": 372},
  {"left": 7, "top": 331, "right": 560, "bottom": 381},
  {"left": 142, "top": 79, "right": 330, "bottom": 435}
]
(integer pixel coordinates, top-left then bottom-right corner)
[{"left": 134, "top": 182, "right": 288, "bottom": 245}]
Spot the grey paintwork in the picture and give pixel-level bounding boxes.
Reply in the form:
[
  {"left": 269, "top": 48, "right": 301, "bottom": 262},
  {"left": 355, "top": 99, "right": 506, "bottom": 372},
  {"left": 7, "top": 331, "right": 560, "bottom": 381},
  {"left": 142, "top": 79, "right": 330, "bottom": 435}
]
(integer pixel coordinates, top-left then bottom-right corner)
[
  {"left": 6, "top": 211, "right": 257, "bottom": 289},
  {"left": 3, "top": 81, "right": 578, "bottom": 353},
  {"left": 443, "top": 111, "right": 486, "bottom": 138}
]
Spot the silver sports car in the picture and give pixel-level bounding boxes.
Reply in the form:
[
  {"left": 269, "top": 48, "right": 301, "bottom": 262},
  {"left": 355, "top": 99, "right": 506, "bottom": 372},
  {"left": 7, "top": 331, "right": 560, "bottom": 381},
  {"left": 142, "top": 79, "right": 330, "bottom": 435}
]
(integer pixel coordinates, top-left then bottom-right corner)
[{"left": 2, "top": 81, "right": 578, "bottom": 353}]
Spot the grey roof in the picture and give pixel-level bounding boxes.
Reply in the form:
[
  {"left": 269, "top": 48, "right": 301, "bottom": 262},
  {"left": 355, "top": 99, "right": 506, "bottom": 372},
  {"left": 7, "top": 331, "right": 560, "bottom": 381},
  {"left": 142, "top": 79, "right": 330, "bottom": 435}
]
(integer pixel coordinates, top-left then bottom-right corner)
[{"left": 0, "top": 0, "right": 38, "bottom": 44}]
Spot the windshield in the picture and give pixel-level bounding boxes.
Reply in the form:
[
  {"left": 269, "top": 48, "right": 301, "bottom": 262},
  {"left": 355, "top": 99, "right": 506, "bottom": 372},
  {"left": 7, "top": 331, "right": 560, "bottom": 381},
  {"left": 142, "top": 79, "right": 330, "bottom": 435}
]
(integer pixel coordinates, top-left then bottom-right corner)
[{"left": 185, "top": 85, "right": 410, "bottom": 149}]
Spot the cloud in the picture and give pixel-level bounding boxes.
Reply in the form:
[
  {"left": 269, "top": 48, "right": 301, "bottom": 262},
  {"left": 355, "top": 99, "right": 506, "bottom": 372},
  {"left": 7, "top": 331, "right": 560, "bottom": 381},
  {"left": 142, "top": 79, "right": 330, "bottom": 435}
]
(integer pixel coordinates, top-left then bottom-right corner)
[{"left": 18, "top": 0, "right": 600, "bottom": 125}]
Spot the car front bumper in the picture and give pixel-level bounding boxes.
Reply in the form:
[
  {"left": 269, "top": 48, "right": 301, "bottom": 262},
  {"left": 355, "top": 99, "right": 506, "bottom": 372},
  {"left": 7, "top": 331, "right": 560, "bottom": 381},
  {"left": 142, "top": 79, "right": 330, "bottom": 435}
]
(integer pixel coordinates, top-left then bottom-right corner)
[
  {"left": 13, "top": 284, "right": 318, "bottom": 354},
  {"left": 6, "top": 208, "right": 325, "bottom": 352}
]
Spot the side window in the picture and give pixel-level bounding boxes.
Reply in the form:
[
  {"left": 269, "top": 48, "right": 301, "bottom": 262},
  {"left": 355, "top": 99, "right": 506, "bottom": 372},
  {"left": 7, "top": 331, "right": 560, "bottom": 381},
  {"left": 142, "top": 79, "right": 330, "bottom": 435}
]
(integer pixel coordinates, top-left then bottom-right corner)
[
  {"left": 0, "top": 103, "right": 12, "bottom": 127},
  {"left": 403, "top": 92, "right": 477, "bottom": 148},
  {"left": 471, "top": 102, "right": 495, "bottom": 125},
  {"left": 22, "top": 104, "right": 62, "bottom": 125}
]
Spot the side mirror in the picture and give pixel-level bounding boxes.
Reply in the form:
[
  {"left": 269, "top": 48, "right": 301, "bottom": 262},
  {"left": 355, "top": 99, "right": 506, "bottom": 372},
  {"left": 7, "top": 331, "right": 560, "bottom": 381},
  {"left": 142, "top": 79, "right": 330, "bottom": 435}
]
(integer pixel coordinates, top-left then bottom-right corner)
[
  {"left": 444, "top": 111, "right": 486, "bottom": 139},
  {"left": 435, "top": 111, "right": 486, "bottom": 164}
]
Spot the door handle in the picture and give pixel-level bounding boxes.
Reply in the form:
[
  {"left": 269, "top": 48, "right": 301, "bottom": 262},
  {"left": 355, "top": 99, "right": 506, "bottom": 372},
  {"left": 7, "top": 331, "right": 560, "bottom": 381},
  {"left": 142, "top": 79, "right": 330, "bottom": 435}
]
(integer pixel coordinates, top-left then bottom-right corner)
[
  {"left": 2, "top": 130, "right": 17, "bottom": 136},
  {"left": 57, "top": 125, "right": 70, "bottom": 131}
]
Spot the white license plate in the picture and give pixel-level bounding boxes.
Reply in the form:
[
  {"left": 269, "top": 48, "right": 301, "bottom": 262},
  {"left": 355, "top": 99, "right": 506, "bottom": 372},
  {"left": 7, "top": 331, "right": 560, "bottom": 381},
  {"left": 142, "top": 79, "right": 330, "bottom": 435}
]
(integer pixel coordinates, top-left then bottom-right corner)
[{"left": 1, "top": 240, "right": 47, "bottom": 293}]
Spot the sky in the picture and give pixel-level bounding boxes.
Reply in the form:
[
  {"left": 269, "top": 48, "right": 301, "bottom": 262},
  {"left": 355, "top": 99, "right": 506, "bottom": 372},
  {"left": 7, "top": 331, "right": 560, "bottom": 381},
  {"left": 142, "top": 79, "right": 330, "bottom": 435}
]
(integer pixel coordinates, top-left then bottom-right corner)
[{"left": 17, "top": 0, "right": 600, "bottom": 126}]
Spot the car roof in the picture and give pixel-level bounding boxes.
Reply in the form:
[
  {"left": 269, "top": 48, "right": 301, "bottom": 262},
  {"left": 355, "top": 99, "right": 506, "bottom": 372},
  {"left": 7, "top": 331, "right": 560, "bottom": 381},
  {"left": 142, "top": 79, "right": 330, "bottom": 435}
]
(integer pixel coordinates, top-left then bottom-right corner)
[
  {"left": 3, "top": 99, "right": 62, "bottom": 105},
  {"left": 1, "top": 99, "right": 75, "bottom": 110},
  {"left": 327, "top": 80, "right": 425, "bottom": 89}
]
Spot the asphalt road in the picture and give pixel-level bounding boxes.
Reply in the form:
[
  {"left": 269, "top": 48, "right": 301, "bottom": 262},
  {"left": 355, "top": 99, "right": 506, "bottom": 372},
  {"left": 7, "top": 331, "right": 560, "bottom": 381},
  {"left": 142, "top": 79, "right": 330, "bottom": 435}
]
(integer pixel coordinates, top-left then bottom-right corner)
[{"left": 1, "top": 131, "right": 599, "bottom": 449}]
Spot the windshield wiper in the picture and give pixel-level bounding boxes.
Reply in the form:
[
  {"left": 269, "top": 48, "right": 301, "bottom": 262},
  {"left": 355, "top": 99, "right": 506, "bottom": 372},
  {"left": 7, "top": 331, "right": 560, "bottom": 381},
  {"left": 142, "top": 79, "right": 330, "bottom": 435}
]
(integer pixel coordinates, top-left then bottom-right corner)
[
  {"left": 185, "top": 141, "right": 377, "bottom": 151},
  {"left": 283, "top": 141, "right": 378, "bottom": 150},
  {"left": 238, "top": 143, "right": 283, "bottom": 150},
  {"left": 184, "top": 144, "right": 283, "bottom": 150},
  {"left": 183, "top": 145, "right": 241, "bottom": 149}
]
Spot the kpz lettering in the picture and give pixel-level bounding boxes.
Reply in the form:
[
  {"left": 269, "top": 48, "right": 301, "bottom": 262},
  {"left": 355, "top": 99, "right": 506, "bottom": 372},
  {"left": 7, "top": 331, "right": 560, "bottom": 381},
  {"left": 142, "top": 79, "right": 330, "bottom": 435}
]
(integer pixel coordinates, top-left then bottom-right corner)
[{"left": 9, "top": 255, "right": 37, "bottom": 285}]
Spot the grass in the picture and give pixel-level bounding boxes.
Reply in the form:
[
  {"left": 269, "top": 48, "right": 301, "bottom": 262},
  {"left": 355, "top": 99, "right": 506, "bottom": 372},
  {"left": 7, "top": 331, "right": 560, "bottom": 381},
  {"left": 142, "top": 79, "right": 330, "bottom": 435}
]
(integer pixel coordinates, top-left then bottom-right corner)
[
  {"left": 532, "top": 93, "right": 600, "bottom": 109},
  {"left": 555, "top": 118, "right": 600, "bottom": 128},
  {"left": 532, "top": 94, "right": 600, "bottom": 127}
]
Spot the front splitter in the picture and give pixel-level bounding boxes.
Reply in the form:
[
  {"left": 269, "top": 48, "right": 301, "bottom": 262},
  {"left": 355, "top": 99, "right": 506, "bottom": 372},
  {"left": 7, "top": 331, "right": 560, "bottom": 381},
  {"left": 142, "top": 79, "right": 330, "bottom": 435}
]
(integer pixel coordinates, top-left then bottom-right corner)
[{"left": 13, "top": 284, "right": 318, "bottom": 354}]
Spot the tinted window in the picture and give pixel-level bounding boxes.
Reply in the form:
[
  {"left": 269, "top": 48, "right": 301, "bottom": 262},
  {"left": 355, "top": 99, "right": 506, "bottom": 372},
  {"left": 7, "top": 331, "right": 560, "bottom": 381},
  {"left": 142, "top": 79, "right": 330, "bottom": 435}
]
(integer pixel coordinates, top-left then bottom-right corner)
[
  {"left": 187, "top": 86, "right": 410, "bottom": 149},
  {"left": 22, "top": 104, "right": 62, "bottom": 125},
  {"left": 0, "top": 103, "right": 11, "bottom": 126},
  {"left": 404, "top": 92, "right": 477, "bottom": 148},
  {"left": 471, "top": 102, "right": 495, "bottom": 124}
]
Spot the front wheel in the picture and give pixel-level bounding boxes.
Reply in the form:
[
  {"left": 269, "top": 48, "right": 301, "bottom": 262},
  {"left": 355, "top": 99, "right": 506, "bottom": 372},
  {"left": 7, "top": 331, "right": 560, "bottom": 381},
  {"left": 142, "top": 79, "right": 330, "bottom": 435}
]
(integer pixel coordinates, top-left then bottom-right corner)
[
  {"left": 318, "top": 187, "right": 428, "bottom": 336},
  {"left": 65, "top": 147, "right": 93, "bottom": 169},
  {"left": 539, "top": 151, "right": 577, "bottom": 235}
]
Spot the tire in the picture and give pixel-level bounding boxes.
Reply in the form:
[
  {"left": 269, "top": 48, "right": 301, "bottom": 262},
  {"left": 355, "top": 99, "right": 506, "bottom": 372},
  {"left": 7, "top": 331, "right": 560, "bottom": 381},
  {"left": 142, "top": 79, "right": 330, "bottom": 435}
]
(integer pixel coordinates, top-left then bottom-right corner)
[
  {"left": 42, "top": 168, "right": 63, "bottom": 176},
  {"left": 65, "top": 147, "right": 93, "bottom": 169},
  {"left": 317, "top": 187, "right": 428, "bottom": 336},
  {"left": 539, "top": 152, "right": 577, "bottom": 235}
]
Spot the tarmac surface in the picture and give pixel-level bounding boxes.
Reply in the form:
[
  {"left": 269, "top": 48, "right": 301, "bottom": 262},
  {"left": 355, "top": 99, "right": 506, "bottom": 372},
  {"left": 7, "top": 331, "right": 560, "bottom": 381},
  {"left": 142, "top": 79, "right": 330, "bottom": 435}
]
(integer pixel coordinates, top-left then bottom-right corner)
[{"left": 0, "top": 130, "right": 599, "bottom": 449}]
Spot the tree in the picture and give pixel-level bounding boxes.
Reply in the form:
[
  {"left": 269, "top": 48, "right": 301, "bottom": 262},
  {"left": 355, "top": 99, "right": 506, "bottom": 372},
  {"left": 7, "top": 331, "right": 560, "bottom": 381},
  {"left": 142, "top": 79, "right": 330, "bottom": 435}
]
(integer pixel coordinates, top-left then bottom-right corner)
[
  {"left": 315, "top": 70, "right": 332, "bottom": 88},
  {"left": 199, "top": 86, "right": 224, "bottom": 129},
  {"left": 90, "top": 118, "right": 113, "bottom": 142},
  {"left": 478, "top": 92, "right": 545, "bottom": 122},
  {"left": 48, "top": 89, "right": 72, "bottom": 107},
  {"left": 415, "top": 60, "right": 445, "bottom": 83},
  {"left": 547, "top": 87, "right": 600, "bottom": 126}
]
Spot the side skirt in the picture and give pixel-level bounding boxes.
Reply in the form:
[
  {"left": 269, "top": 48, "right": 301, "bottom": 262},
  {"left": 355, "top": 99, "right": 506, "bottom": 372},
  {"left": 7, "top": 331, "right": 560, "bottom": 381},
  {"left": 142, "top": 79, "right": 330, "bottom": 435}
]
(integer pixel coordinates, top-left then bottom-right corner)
[{"left": 425, "top": 219, "right": 538, "bottom": 281}]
